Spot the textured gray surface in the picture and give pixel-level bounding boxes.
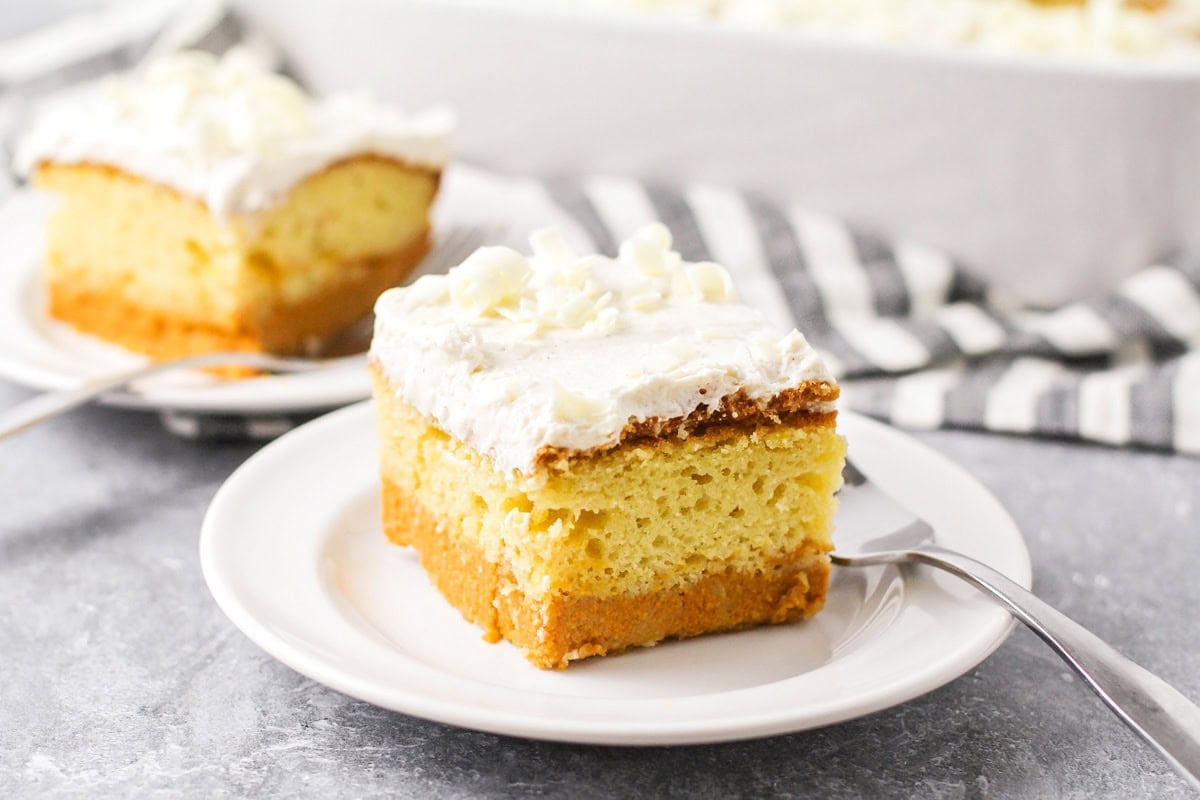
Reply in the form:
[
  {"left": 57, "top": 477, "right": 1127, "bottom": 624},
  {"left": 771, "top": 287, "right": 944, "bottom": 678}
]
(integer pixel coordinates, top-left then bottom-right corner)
[{"left": 1, "top": 379, "right": 1198, "bottom": 799}]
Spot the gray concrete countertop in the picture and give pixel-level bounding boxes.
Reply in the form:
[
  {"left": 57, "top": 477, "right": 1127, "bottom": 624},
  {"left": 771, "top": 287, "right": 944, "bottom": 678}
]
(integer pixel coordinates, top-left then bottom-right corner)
[{"left": 1, "top": 379, "right": 1198, "bottom": 799}]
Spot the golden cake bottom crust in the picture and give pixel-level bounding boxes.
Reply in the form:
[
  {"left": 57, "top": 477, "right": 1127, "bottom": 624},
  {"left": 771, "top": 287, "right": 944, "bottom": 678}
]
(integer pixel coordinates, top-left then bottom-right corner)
[
  {"left": 47, "top": 233, "right": 430, "bottom": 362},
  {"left": 381, "top": 477, "right": 832, "bottom": 670}
]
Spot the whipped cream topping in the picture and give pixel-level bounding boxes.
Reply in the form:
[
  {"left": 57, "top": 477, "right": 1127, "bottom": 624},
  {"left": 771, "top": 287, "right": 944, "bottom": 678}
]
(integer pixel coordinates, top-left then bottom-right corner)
[
  {"left": 557, "top": 0, "right": 1200, "bottom": 61},
  {"left": 15, "top": 49, "right": 452, "bottom": 216},
  {"left": 371, "top": 224, "right": 835, "bottom": 475}
]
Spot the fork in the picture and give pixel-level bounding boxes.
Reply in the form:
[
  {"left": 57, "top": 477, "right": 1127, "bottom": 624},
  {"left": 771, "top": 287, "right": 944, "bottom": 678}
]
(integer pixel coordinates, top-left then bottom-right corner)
[
  {"left": 0, "top": 225, "right": 497, "bottom": 441},
  {"left": 833, "top": 460, "right": 1200, "bottom": 790}
]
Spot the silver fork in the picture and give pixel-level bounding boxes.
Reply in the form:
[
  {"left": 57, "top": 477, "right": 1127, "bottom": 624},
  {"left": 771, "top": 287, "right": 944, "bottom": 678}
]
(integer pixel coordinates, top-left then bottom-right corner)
[
  {"left": 833, "top": 460, "right": 1200, "bottom": 790},
  {"left": 0, "top": 225, "right": 497, "bottom": 441}
]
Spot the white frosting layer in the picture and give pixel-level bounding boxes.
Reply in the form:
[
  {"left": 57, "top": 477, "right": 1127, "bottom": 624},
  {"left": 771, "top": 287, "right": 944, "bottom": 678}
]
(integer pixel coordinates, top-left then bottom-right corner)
[
  {"left": 370, "top": 224, "right": 835, "bottom": 475},
  {"left": 545, "top": 0, "right": 1200, "bottom": 61},
  {"left": 15, "top": 49, "right": 453, "bottom": 217}
]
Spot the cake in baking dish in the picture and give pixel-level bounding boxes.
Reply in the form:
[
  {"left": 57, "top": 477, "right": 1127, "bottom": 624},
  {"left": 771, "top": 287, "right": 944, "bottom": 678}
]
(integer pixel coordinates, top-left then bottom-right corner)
[
  {"left": 369, "top": 224, "right": 845, "bottom": 669},
  {"left": 16, "top": 49, "right": 450, "bottom": 360},
  {"left": 598, "top": 0, "right": 1195, "bottom": 61}
]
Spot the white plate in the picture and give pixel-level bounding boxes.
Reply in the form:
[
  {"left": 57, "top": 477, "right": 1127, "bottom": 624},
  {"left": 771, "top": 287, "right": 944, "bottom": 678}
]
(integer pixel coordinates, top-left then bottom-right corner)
[
  {"left": 200, "top": 403, "right": 1031, "bottom": 745},
  {"left": 0, "top": 190, "right": 372, "bottom": 413}
]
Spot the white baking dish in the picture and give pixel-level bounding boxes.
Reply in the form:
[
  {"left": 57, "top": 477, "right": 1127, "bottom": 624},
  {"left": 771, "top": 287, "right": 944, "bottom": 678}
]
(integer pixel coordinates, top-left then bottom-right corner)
[{"left": 236, "top": 0, "right": 1200, "bottom": 306}]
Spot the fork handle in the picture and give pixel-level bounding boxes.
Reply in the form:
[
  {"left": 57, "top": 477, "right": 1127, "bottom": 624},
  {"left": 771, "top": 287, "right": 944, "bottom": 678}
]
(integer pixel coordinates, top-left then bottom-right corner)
[
  {"left": 0, "top": 353, "right": 325, "bottom": 441},
  {"left": 0, "top": 361, "right": 203, "bottom": 440},
  {"left": 910, "top": 544, "right": 1200, "bottom": 790}
]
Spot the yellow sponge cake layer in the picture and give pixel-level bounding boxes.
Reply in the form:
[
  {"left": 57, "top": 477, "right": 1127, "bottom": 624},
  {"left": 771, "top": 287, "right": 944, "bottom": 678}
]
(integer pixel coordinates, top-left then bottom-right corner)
[
  {"left": 373, "top": 366, "right": 844, "bottom": 669},
  {"left": 36, "top": 157, "right": 438, "bottom": 357}
]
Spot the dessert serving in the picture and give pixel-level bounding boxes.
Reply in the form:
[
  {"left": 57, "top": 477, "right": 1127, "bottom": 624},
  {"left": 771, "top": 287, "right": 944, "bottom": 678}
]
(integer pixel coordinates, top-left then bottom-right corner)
[
  {"left": 15, "top": 50, "right": 451, "bottom": 361},
  {"left": 369, "top": 224, "right": 845, "bottom": 669}
]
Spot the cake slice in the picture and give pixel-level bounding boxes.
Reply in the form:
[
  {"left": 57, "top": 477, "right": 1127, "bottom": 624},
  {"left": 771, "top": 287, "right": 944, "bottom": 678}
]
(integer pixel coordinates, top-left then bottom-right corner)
[
  {"left": 369, "top": 225, "right": 844, "bottom": 669},
  {"left": 16, "top": 50, "right": 451, "bottom": 360}
]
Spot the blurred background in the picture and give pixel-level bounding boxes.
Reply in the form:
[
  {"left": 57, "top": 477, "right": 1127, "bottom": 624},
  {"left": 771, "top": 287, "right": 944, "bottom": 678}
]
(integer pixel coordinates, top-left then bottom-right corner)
[{"left": 6, "top": 0, "right": 1200, "bottom": 307}]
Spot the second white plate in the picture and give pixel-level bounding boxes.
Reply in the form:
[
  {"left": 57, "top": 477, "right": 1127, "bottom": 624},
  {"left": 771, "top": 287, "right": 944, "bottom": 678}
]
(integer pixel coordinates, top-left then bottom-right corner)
[{"left": 200, "top": 404, "right": 1031, "bottom": 745}]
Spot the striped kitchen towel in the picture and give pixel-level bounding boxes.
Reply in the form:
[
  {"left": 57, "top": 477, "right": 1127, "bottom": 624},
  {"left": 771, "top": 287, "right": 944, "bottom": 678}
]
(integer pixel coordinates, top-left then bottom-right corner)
[{"left": 534, "top": 175, "right": 1200, "bottom": 457}]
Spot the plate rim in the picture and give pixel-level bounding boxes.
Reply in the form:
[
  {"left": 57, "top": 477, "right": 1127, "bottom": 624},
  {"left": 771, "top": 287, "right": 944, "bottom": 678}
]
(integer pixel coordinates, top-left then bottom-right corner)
[{"left": 200, "top": 401, "right": 1030, "bottom": 745}]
